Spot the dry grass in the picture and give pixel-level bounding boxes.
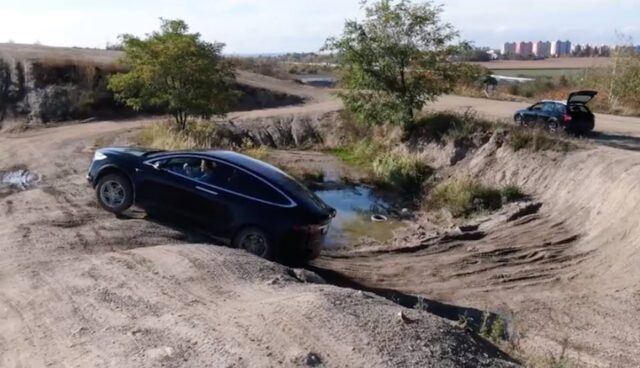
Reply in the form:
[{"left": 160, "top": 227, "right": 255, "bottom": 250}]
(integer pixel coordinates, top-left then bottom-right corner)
[{"left": 471, "top": 57, "right": 610, "bottom": 70}]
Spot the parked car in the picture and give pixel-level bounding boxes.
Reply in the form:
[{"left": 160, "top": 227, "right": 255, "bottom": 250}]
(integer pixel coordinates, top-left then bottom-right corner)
[
  {"left": 513, "top": 90, "right": 598, "bottom": 134},
  {"left": 87, "top": 148, "right": 336, "bottom": 262}
]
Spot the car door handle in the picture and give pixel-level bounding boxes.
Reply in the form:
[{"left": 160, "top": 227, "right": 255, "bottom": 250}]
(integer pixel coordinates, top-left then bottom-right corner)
[{"left": 196, "top": 186, "right": 218, "bottom": 196}]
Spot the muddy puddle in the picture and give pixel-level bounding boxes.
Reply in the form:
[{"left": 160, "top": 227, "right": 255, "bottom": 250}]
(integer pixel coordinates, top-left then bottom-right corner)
[
  {"left": 0, "top": 169, "right": 39, "bottom": 196},
  {"left": 314, "top": 186, "right": 405, "bottom": 248}
]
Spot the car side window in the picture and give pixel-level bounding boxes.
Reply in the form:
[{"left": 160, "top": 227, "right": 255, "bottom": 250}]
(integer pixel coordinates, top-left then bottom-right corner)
[
  {"left": 531, "top": 103, "right": 544, "bottom": 111},
  {"left": 161, "top": 157, "right": 203, "bottom": 178},
  {"left": 542, "top": 103, "right": 555, "bottom": 113},
  {"left": 196, "top": 160, "right": 234, "bottom": 185},
  {"left": 555, "top": 103, "right": 567, "bottom": 114},
  {"left": 228, "top": 169, "right": 289, "bottom": 205}
]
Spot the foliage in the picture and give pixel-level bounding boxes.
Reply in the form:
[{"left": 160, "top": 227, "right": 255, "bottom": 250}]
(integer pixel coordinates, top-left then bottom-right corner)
[
  {"left": 501, "top": 185, "right": 527, "bottom": 203},
  {"left": 606, "top": 43, "right": 640, "bottom": 111},
  {"left": 108, "top": 19, "right": 237, "bottom": 130},
  {"left": 372, "top": 152, "right": 432, "bottom": 192},
  {"left": 429, "top": 178, "right": 526, "bottom": 217},
  {"left": 411, "top": 110, "right": 495, "bottom": 141},
  {"left": 479, "top": 312, "right": 507, "bottom": 344},
  {"left": 508, "top": 127, "right": 574, "bottom": 152},
  {"left": 329, "top": 139, "right": 430, "bottom": 192},
  {"left": 324, "top": 0, "right": 459, "bottom": 130},
  {"left": 328, "top": 139, "right": 386, "bottom": 170}
]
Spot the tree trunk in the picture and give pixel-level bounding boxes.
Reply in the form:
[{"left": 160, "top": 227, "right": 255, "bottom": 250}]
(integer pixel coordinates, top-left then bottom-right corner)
[{"left": 173, "top": 111, "right": 189, "bottom": 131}]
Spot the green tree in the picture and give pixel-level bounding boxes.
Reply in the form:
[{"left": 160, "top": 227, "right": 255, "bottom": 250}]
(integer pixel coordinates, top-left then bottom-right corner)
[
  {"left": 325, "top": 0, "right": 459, "bottom": 130},
  {"left": 108, "top": 19, "right": 237, "bottom": 130}
]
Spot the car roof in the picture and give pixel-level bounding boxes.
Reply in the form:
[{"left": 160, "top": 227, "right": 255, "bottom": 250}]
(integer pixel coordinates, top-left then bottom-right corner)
[
  {"left": 540, "top": 100, "right": 567, "bottom": 105},
  {"left": 148, "top": 149, "right": 295, "bottom": 187}
]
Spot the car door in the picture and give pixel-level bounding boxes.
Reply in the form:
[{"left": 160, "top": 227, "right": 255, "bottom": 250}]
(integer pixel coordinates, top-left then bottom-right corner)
[
  {"left": 139, "top": 156, "right": 228, "bottom": 236},
  {"left": 135, "top": 156, "right": 206, "bottom": 218},
  {"left": 537, "top": 102, "right": 556, "bottom": 125},
  {"left": 523, "top": 102, "right": 541, "bottom": 124}
]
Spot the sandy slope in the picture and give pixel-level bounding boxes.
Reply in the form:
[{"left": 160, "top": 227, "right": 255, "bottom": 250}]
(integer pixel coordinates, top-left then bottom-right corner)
[
  {"left": 0, "top": 88, "right": 516, "bottom": 366},
  {"left": 316, "top": 136, "right": 640, "bottom": 367}
]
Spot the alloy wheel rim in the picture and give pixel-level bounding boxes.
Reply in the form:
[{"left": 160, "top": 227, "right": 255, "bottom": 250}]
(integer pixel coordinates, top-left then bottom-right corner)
[
  {"left": 241, "top": 233, "right": 267, "bottom": 257},
  {"left": 100, "top": 180, "right": 126, "bottom": 208}
]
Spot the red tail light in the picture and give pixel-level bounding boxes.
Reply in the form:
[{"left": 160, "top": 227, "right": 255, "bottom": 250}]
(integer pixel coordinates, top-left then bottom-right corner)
[
  {"left": 562, "top": 114, "right": 572, "bottom": 123},
  {"left": 293, "top": 224, "right": 321, "bottom": 235},
  {"left": 293, "top": 224, "right": 329, "bottom": 235}
]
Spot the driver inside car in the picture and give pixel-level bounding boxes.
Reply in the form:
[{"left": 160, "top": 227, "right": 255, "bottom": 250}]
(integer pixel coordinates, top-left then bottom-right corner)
[{"left": 198, "top": 160, "right": 216, "bottom": 182}]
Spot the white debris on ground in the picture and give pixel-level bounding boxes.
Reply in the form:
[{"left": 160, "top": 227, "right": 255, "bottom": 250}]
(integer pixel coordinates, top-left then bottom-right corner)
[{"left": 1, "top": 169, "right": 39, "bottom": 190}]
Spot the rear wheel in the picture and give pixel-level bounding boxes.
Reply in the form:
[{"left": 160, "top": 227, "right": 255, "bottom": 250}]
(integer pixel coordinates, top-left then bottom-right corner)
[
  {"left": 96, "top": 173, "right": 133, "bottom": 214},
  {"left": 233, "top": 227, "right": 274, "bottom": 260},
  {"left": 547, "top": 119, "right": 562, "bottom": 134}
]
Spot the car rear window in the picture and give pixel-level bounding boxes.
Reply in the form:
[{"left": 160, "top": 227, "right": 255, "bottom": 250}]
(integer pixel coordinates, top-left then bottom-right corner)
[
  {"left": 205, "top": 161, "right": 290, "bottom": 206},
  {"left": 228, "top": 169, "right": 290, "bottom": 205}
]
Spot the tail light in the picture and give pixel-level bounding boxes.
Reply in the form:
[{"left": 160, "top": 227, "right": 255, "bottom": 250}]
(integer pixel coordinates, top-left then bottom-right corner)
[
  {"left": 293, "top": 224, "right": 328, "bottom": 235},
  {"left": 562, "top": 114, "right": 572, "bottom": 123}
]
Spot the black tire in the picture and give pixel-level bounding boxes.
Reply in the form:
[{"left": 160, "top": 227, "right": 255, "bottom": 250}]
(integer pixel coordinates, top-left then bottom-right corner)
[
  {"left": 96, "top": 173, "right": 133, "bottom": 214},
  {"left": 547, "top": 119, "right": 562, "bottom": 134},
  {"left": 233, "top": 227, "right": 274, "bottom": 260}
]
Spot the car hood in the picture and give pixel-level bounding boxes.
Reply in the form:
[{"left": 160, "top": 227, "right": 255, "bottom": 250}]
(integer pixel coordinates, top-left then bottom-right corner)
[{"left": 568, "top": 90, "right": 598, "bottom": 105}]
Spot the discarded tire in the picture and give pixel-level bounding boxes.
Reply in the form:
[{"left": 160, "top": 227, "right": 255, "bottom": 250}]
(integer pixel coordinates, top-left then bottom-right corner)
[{"left": 371, "top": 214, "right": 388, "bottom": 223}]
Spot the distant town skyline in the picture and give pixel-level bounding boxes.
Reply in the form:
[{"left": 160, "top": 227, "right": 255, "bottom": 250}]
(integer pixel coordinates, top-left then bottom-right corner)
[{"left": 0, "top": 0, "right": 637, "bottom": 53}]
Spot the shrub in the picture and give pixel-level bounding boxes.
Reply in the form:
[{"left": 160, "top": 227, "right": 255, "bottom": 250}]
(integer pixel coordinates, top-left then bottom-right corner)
[
  {"left": 412, "top": 110, "right": 495, "bottom": 142},
  {"left": 328, "top": 139, "right": 386, "bottom": 170},
  {"left": 501, "top": 185, "right": 527, "bottom": 203},
  {"left": 508, "top": 127, "right": 574, "bottom": 152},
  {"left": 429, "top": 178, "right": 526, "bottom": 217},
  {"left": 372, "top": 152, "right": 432, "bottom": 192}
]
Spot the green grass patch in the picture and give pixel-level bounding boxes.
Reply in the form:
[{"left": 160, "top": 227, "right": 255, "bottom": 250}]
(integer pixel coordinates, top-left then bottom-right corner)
[
  {"left": 372, "top": 152, "right": 433, "bottom": 192},
  {"left": 429, "top": 178, "right": 526, "bottom": 217},
  {"left": 329, "top": 140, "right": 432, "bottom": 193}
]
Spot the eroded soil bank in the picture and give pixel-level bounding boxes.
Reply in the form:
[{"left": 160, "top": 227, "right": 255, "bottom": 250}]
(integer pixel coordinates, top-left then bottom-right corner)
[
  {"left": 311, "top": 131, "right": 640, "bottom": 367},
  {"left": 0, "top": 116, "right": 521, "bottom": 366}
]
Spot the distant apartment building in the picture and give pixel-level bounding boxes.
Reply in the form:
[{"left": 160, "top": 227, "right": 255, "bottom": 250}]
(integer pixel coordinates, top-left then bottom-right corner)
[
  {"left": 502, "top": 42, "right": 517, "bottom": 56},
  {"left": 532, "top": 41, "right": 551, "bottom": 57},
  {"left": 516, "top": 41, "right": 533, "bottom": 57},
  {"left": 551, "top": 40, "right": 572, "bottom": 57}
]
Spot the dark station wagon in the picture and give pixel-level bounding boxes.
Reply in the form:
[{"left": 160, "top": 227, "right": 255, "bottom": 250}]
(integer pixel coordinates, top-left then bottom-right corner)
[{"left": 87, "top": 148, "right": 336, "bottom": 262}]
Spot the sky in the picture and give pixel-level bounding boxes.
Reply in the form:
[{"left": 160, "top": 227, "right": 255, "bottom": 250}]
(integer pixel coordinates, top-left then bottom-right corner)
[{"left": 0, "top": 0, "right": 638, "bottom": 53}]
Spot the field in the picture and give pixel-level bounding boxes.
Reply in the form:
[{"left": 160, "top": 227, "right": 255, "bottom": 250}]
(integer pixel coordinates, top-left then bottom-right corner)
[{"left": 472, "top": 57, "right": 610, "bottom": 70}]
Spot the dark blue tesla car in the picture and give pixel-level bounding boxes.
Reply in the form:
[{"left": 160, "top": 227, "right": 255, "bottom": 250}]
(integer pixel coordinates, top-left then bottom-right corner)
[{"left": 87, "top": 148, "right": 336, "bottom": 262}]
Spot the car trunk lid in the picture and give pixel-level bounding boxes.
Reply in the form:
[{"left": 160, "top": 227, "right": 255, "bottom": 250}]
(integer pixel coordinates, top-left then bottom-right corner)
[{"left": 567, "top": 90, "right": 598, "bottom": 105}]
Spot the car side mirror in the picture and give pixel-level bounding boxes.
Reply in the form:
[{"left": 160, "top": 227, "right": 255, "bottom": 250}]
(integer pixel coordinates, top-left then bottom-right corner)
[{"left": 152, "top": 161, "right": 164, "bottom": 170}]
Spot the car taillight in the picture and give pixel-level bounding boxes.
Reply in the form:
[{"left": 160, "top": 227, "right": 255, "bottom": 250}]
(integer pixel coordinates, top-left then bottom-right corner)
[
  {"left": 293, "top": 224, "right": 329, "bottom": 235},
  {"left": 562, "top": 114, "right": 572, "bottom": 123}
]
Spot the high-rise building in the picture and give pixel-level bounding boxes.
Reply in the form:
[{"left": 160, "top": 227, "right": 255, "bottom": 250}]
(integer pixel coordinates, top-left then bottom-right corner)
[
  {"left": 516, "top": 41, "right": 533, "bottom": 57},
  {"left": 502, "top": 42, "right": 517, "bottom": 56},
  {"left": 533, "top": 41, "right": 551, "bottom": 57},
  {"left": 551, "top": 40, "right": 572, "bottom": 56}
]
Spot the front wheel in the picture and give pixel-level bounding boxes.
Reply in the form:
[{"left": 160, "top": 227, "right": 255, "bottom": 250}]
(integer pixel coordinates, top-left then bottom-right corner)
[
  {"left": 96, "top": 173, "right": 133, "bottom": 214},
  {"left": 233, "top": 227, "right": 274, "bottom": 260}
]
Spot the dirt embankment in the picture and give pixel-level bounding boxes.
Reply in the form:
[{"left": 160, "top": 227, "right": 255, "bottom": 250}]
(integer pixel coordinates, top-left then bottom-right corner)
[
  {"left": 0, "top": 100, "right": 516, "bottom": 366},
  {"left": 315, "top": 131, "right": 640, "bottom": 367},
  {"left": 0, "top": 44, "right": 316, "bottom": 127}
]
